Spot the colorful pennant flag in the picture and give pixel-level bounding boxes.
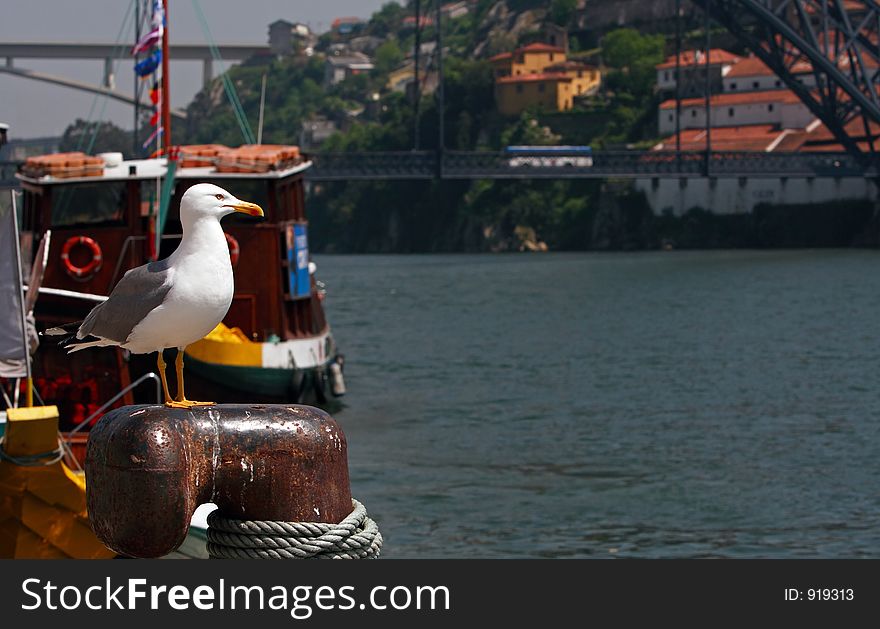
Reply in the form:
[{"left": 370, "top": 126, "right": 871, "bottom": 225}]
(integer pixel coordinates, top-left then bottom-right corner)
[
  {"left": 134, "top": 50, "right": 162, "bottom": 77},
  {"left": 151, "top": 0, "right": 165, "bottom": 31},
  {"left": 132, "top": 27, "right": 161, "bottom": 56},
  {"left": 142, "top": 126, "right": 164, "bottom": 149}
]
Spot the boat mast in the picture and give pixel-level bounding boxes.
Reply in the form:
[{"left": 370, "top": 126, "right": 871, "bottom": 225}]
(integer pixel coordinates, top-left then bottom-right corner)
[
  {"left": 161, "top": 0, "right": 171, "bottom": 150},
  {"left": 134, "top": 0, "right": 142, "bottom": 156},
  {"left": 10, "top": 192, "right": 33, "bottom": 407},
  {"left": 257, "top": 72, "right": 267, "bottom": 145}
]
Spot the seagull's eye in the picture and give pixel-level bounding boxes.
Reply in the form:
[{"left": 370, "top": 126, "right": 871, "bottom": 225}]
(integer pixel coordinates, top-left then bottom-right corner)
[{"left": 215, "top": 194, "right": 224, "bottom": 200}]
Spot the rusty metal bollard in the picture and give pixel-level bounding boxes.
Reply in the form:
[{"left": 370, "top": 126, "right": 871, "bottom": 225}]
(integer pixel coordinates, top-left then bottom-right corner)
[{"left": 85, "top": 404, "right": 352, "bottom": 558}]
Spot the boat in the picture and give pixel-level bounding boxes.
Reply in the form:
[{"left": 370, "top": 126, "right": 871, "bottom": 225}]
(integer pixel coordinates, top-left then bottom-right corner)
[
  {"left": 1, "top": 2, "right": 345, "bottom": 558},
  {"left": 5, "top": 143, "right": 346, "bottom": 557}
]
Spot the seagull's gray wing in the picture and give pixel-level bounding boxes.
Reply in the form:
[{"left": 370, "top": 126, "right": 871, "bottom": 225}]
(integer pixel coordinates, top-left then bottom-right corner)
[{"left": 77, "top": 258, "right": 173, "bottom": 344}]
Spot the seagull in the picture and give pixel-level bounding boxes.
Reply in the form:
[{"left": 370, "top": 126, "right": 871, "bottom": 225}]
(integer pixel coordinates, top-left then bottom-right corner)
[{"left": 46, "top": 183, "right": 263, "bottom": 408}]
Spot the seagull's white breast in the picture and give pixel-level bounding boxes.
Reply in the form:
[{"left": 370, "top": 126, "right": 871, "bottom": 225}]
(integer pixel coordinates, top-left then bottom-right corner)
[{"left": 124, "top": 218, "right": 235, "bottom": 353}]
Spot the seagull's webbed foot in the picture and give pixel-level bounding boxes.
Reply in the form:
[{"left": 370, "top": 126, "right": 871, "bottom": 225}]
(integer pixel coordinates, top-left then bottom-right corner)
[
  {"left": 168, "top": 346, "right": 215, "bottom": 408},
  {"left": 164, "top": 399, "right": 215, "bottom": 409}
]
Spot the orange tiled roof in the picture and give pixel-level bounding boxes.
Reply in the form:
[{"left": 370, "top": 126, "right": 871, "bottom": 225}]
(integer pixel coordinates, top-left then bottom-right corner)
[
  {"left": 518, "top": 42, "right": 565, "bottom": 54},
  {"left": 489, "top": 51, "right": 513, "bottom": 63},
  {"left": 656, "top": 49, "right": 740, "bottom": 70},
  {"left": 497, "top": 72, "right": 573, "bottom": 84},
  {"left": 490, "top": 42, "right": 565, "bottom": 63},
  {"left": 654, "top": 125, "right": 788, "bottom": 151},
  {"left": 776, "top": 117, "right": 880, "bottom": 151},
  {"left": 331, "top": 16, "right": 363, "bottom": 27},
  {"left": 659, "top": 89, "right": 805, "bottom": 109},
  {"left": 726, "top": 55, "right": 815, "bottom": 78},
  {"left": 725, "top": 56, "right": 774, "bottom": 77}
]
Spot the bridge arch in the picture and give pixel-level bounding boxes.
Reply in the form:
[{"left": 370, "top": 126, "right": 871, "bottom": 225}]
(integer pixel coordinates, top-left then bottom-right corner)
[{"left": 695, "top": 0, "right": 880, "bottom": 161}]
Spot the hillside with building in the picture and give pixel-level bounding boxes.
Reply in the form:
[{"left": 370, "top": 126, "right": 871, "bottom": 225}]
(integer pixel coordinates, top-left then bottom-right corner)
[{"left": 41, "top": 0, "right": 878, "bottom": 252}]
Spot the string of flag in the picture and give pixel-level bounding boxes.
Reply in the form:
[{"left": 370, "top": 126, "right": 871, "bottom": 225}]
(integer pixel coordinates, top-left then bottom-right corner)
[{"left": 133, "top": 0, "right": 165, "bottom": 150}]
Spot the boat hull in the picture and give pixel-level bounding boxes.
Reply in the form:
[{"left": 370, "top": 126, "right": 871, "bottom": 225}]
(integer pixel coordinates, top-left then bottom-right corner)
[
  {"left": 181, "top": 324, "right": 345, "bottom": 406},
  {"left": 184, "top": 354, "right": 342, "bottom": 406}
]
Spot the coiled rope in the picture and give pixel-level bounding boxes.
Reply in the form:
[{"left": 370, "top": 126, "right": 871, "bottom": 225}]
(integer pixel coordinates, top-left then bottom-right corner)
[
  {"left": 206, "top": 499, "right": 383, "bottom": 559},
  {"left": 0, "top": 438, "right": 65, "bottom": 467}
]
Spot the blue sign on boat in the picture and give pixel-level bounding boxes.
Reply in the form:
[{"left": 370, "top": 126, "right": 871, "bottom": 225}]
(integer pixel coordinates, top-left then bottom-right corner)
[{"left": 285, "top": 222, "right": 310, "bottom": 299}]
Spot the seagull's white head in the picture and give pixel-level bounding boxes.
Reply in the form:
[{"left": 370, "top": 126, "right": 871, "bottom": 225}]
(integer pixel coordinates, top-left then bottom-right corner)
[{"left": 180, "top": 183, "right": 264, "bottom": 222}]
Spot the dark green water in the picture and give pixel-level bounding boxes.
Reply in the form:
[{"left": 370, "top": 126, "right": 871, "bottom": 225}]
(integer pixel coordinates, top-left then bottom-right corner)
[{"left": 317, "top": 250, "right": 880, "bottom": 558}]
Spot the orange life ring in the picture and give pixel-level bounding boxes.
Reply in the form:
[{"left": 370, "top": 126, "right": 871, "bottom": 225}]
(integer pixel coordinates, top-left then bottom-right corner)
[
  {"left": 61, "top": 236, "right": 103, "bottom": 279},
  {"left": 225, "top": 232, "right": 240, "bottom": 267}
]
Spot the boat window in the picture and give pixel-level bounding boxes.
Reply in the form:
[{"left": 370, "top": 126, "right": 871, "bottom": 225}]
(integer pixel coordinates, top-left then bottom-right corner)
[{"left": 51, "top": 182, "right": 127, "bottom": 227}]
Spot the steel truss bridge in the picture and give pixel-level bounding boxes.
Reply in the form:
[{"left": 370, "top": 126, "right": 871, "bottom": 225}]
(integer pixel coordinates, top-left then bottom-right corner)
[{"left": 693, "top": 0, "right": 880, "bottom": 162}]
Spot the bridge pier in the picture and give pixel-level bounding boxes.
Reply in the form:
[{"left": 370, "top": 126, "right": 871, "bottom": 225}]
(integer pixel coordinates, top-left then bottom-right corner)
[
  {"left": 103, "top": 58, "right": 114, "bottom": 89},
  {"left": 5, "top": 57, "right": 12, "bottom": 68},
  {"left": 203, "top": 59, "right": 213, "bottom": 88}
]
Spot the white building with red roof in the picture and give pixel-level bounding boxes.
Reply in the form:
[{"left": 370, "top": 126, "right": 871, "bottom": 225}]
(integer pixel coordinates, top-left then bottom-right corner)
[
  {"left": 658, "top": 89, "right": 814, "bottom": 134},
  {"left": 722, "top": 55, "right": 816, "bottom": 93},
  {"left": 643, "top": 47, "right": 879, "bottom": 214},
  {"left": 656, "top": 49, "right": 740, "bottom": 96}
]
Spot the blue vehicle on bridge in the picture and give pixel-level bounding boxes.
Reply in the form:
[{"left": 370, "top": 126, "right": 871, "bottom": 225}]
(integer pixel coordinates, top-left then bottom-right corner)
[{"left": 504, "top": 145, "right": 593, "bottom": 168}]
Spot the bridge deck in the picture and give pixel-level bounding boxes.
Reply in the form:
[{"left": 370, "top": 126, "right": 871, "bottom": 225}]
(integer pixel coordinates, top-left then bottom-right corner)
[
  {"left": 0, "top": 42, "right": 269, "bottom": 61},
  {"left": 306, "top": 150, "right": 873, "bottom": 181},
  {"left": 1, "top": 151, "right": 872, "bottom": 189}
]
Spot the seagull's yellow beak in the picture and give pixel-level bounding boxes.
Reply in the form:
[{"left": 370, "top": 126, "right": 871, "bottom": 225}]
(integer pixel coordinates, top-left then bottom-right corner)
[{"left": 226, "top": 200, "right": 264, "bottom": 217}]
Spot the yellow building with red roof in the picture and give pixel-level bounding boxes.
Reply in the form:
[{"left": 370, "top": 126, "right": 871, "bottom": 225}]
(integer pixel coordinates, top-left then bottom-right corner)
[{"left": 490, "top": 42, "right": 601, "bottom": 116}]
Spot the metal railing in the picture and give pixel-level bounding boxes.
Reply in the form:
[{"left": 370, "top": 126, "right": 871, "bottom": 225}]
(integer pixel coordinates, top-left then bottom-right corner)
[
  {"left": 5, "top": 151, "right": 873, "bottom": 185},
  {"left": 307, "top": 150, "right": 437, "bottom": 180},
  {"left": 67, "top": 371, "right": 162, "bottom": 435},
  {"left": 306, "top": 150, "right": 874, "bottom": 180}
]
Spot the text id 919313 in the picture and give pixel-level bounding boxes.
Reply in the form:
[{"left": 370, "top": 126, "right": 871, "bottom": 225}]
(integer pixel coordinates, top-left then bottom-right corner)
[{"left": 785, "top": 588, "right": 854, "bottom": 601}]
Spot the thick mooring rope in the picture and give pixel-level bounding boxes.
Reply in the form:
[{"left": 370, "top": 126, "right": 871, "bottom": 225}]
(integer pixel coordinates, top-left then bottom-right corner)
[
  {"left": 206, "top": 499, "right": 383, "bottom": 559},
  {"left": 0, "top": 439, "right": 65, "bottom": 467}
]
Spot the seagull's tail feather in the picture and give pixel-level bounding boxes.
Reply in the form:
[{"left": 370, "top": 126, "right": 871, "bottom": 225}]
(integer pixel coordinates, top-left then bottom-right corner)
[
  {"left": 64, "top": 338, "right": 114, "bottom": 353},
  {"left": 42, "top": 321, "right": 83, "bottom": 337},
  {"left": 41, "top": 322, "right": 116, "bottom": 353},
  {"left": 41, "top": 322, "right": 82, "bottom": 349}
]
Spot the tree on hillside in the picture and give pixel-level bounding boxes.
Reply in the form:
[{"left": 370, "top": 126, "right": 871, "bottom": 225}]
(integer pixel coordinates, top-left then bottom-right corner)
[
  {"left": 369, "top": 2, "right": 406, "bottom": 37},
  {"left": 60, "top": 119, "right": 133, "bottom": 158},
  {"left": 601, "top": 28, "right": 665, "bottom": 103},
  {"left": 550, "top": 0, "right": 578, "bottom": 26},
  {"left": 593, "top": 28, "right": 667, "bottom": 144},
  {"left": 374, "top": 39, "right": 405, "bottom": 75},
  {"left": 601, "top": 28, "right": 665, "bottom": 70}
]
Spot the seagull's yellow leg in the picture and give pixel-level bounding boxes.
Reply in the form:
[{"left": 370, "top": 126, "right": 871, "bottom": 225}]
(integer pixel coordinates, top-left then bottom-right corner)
[
  {"left": 167, "top": 346, "right": 214, "bottom": 408},
  {"left": 157, "top": 351, "right": 173, "bottom": 405}
]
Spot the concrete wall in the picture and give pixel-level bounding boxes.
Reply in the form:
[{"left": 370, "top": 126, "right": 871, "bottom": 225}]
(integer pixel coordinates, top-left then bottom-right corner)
[
  {"left": 657, "top": 65, "right": 727, "bottom": 96},
  {"left": 658, "top": 100, "right": 812, "bottom": 134},
  {"left": 725, "top": 74, "right": 783, "bottom": 92},
  {"left": 635, "top": 176, "right": 879, "bottom": 215},
  {"left": 511, "top": 51, "right": 562, "bottom": 76},
  {"left": 723, "top": 73, "right": 816, "bottom": 93},
  {"left": 496, "top": 79, "right": 570, "bottom": 116}
]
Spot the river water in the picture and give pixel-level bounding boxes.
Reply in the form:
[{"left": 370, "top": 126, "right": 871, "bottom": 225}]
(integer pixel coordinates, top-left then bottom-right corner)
[{"left": 316, "top": 250, "right": 880, "bottom": 558}]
